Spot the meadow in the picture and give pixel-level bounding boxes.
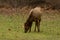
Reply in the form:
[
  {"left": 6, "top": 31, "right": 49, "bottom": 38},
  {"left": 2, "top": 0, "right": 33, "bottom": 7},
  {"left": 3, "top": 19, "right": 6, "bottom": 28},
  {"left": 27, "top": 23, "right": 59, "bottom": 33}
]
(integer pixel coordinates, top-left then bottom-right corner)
[{"left": 0, "top": 9, "right": 60, "bottom": 40}]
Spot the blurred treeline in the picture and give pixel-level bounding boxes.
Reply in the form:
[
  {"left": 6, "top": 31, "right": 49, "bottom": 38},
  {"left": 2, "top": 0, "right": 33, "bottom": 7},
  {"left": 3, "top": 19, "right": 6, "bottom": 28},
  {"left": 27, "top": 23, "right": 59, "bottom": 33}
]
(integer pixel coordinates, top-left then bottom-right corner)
[
  {"left": 0, "top": 0, "right": 60, "bottom": 9},
  {"left": 0, "top": 0, "right": 44, "bottom": 8}
]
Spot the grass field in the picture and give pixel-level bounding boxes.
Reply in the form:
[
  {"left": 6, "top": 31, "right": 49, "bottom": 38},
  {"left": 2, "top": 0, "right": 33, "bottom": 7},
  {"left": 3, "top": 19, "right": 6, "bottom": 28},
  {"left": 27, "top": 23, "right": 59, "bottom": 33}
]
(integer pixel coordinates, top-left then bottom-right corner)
[{"left": 0, "top": 11, "right": 60, "bottom": 40}]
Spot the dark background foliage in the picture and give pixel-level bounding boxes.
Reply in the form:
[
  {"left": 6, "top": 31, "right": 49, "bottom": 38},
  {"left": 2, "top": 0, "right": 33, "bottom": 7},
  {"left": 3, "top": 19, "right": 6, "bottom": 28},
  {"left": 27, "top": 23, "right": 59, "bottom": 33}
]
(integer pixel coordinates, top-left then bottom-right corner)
[{"left": 0, "top": 0, "right": 60, "bottom": 9}]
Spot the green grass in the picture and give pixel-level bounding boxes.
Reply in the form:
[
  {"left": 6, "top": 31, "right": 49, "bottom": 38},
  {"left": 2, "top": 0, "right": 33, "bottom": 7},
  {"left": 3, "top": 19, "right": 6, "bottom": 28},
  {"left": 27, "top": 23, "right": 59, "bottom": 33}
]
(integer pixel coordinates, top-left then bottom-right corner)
[{"left": 0, "top": 12, "right": 60, "bottom": 40}]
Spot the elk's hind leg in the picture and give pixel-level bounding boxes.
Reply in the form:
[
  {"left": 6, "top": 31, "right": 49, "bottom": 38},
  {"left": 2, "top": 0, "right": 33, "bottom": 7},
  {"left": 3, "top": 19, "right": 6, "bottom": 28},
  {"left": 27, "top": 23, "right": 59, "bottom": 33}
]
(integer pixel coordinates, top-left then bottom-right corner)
[
  {"left": 34, "top": 22, "right": 37, "bottom": 32},
  {"left": 36, "top": 20, "right": 40, "bottom": 32}
]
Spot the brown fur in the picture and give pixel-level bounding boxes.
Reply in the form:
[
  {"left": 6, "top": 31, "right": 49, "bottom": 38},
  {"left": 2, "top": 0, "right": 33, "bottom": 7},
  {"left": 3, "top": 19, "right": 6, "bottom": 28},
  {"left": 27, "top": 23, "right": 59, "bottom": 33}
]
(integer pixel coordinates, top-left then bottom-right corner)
[{"left": 24, "top": 7, "right": 42, "bottom": 33}]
